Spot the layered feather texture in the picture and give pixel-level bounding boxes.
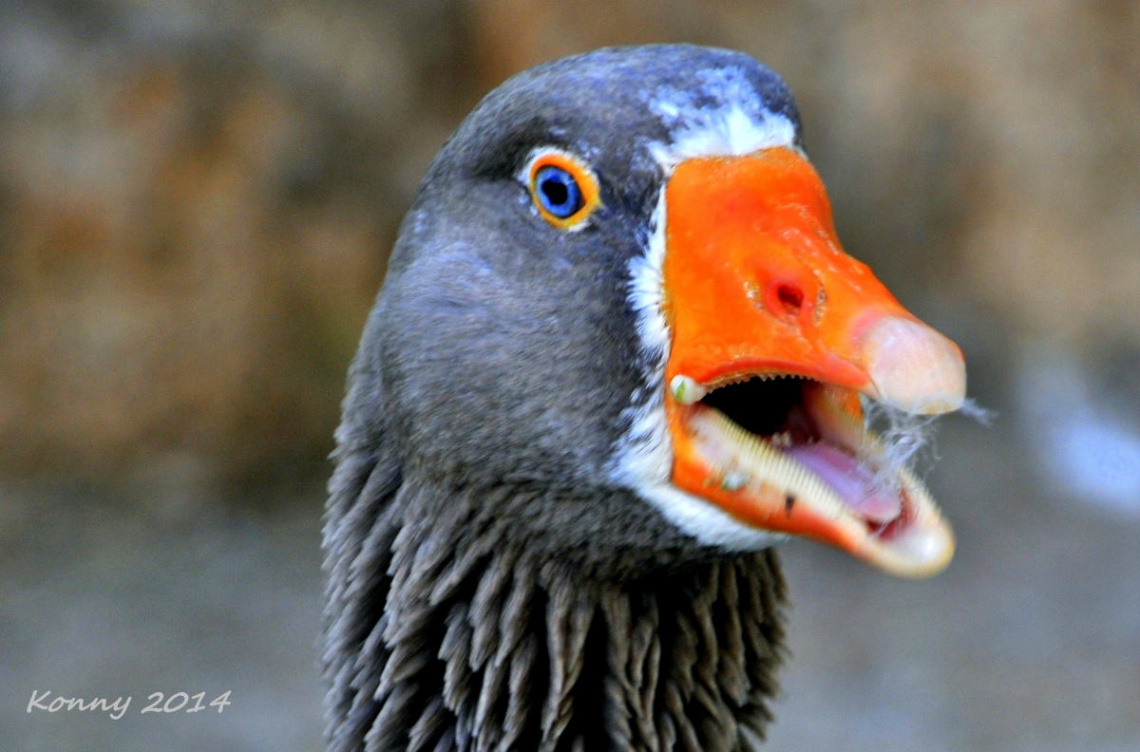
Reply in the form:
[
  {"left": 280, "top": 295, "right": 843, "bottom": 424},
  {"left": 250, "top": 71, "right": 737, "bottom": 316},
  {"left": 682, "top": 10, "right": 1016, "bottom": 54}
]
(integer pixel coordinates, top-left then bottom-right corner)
[{"left": 324, "top": 478, "right": 787, "bottom": 752}]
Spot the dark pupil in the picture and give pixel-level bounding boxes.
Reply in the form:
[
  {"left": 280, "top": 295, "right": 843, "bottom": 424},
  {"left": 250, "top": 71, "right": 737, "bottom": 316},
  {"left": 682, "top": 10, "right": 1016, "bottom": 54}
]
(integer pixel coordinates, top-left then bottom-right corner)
[
  {"left": 543, "top": 178, "right": 569, "bottom": 207},
  {"left": 536, "top": 166, "right": 583, "bottom": 218}
]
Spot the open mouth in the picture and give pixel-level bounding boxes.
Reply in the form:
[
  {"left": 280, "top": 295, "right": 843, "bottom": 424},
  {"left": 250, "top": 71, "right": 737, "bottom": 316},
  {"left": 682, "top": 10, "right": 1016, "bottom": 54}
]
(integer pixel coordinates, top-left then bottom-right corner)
[
  {"left": 702, "top": 376, "right": 910, "bottom": 535},
  {"left": 667, "top": 371, "right": 955, "bottom": 577},
  {"left": 656, "top": 146, "right": 964, "bottom": 577}
]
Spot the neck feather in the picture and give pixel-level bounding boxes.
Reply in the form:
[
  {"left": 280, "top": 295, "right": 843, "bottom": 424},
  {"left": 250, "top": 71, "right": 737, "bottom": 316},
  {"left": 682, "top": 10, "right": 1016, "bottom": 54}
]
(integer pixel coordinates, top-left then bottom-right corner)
[{"left": 323, "top": 480, "right": 788, "bottom": 752}]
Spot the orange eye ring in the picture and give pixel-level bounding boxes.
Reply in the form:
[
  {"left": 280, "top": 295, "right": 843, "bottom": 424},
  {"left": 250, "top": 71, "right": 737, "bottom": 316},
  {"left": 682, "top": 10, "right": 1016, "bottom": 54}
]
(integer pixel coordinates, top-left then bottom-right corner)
[{"left": 524, "top": 148, "right": 602, "bottom": 230}]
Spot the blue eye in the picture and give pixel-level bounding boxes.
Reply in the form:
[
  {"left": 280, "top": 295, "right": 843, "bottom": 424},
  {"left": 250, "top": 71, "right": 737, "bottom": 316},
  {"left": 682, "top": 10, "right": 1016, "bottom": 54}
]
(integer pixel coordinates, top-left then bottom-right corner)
[
  {"left": 526, "top": 150, "right": 600, "bottom": 228},
  {"left": 534, "top": 164, "right": 584, "bottom": 219}
]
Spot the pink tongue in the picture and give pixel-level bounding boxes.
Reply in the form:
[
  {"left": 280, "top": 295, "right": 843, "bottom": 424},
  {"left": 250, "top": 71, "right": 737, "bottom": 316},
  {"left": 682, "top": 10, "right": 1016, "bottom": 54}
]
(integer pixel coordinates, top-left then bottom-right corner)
[{"left": 785, "top": 443, "right": 902, "bottom": 523}]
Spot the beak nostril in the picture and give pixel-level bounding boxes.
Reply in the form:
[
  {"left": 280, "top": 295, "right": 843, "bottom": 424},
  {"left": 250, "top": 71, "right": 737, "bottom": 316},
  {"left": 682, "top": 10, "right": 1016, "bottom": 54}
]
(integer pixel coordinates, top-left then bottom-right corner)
[{"left": 774, "top": 284, "right": 804, "bottom": 317}]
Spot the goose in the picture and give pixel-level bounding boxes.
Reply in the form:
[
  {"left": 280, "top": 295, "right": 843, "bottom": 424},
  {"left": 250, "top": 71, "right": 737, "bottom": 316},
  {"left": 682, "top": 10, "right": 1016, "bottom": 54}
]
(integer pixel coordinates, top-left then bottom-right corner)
[{"left": 321, "top": 44, "right": 967, "bottom": 751}]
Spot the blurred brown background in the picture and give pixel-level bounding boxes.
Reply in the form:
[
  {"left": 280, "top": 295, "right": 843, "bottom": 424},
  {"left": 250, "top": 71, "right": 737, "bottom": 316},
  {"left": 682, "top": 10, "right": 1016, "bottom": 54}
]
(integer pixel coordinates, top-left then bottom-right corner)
[{"left": 3, "top": 1, "right": 1138, "bottom": 750}]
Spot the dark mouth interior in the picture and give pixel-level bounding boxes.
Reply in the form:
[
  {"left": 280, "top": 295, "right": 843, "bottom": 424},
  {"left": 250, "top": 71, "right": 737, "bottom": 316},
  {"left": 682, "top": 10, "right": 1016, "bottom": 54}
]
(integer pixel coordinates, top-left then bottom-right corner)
[
  {"left": 697, "top": 376, "right": 915, "bottom": 539},
  {"left": 699, "top": 376, "right": 820, "bottom": 445}
]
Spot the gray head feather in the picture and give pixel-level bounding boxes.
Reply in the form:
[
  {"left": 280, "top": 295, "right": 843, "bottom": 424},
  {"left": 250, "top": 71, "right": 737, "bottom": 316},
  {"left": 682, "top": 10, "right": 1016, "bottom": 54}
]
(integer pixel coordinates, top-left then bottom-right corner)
[{"left": 323, "top": 45, "right": 800, "bottom": 751}]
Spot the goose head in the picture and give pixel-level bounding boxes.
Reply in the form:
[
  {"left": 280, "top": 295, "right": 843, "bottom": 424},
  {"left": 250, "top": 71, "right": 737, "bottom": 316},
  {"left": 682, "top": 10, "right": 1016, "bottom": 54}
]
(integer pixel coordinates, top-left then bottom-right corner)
[{"left": 324, "top": 44, "right": 967, "bottom": 750}]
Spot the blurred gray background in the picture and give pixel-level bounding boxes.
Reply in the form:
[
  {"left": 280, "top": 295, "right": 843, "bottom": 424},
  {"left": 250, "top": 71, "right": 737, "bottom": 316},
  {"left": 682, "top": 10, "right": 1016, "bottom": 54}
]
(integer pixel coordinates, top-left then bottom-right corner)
[{"left": 2, "top": 1, "right": 1138, "bottom": 750}]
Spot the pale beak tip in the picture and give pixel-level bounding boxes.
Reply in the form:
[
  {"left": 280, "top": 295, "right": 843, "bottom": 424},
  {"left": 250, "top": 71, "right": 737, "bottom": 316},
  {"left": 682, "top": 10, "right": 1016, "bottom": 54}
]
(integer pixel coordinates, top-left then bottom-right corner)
[
  {"left": 864, "top": 316, "right": 966, "bottom": 415},
  {"left": 871, "top": 518, "right": 957, "bottom": 578}
]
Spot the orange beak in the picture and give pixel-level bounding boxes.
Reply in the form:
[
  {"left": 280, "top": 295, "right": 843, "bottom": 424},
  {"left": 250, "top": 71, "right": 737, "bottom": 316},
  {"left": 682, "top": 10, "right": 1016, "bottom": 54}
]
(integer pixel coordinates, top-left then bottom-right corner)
[{"left": 662, "top": 147, "right": 966, "bottom": 577}]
